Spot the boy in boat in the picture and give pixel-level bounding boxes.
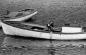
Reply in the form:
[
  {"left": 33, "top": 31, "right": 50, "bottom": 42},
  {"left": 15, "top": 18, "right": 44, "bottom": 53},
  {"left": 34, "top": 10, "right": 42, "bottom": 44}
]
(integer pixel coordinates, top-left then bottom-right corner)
[{"left": 47, "top": 21, "right": 54, "bottom": 32}]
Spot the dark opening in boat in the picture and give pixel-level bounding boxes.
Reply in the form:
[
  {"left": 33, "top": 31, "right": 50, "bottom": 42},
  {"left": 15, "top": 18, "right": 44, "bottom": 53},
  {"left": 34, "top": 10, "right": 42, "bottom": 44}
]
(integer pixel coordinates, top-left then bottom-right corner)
[
  {"left": 64, "top": 23, "right": 70, "bottom": 26},
  {"left": 31, "top": 26, "right": 44, "bottom": 30}
]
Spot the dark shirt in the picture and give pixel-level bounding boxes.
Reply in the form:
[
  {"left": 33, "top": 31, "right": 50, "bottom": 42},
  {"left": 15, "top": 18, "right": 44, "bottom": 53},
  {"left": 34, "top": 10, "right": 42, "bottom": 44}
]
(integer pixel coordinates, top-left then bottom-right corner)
[{"left": 47, "top": 22, "right": 54, "bottom": 32}]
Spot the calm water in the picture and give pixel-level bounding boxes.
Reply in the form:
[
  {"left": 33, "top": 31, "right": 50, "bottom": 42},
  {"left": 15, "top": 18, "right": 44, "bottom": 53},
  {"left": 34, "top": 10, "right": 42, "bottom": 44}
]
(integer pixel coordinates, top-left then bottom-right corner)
[
  {"left": 0, "top": 0, "right": 86, "bottom": 54},
  {"left": 2, "top": 35, "right": 86, "bottom": 55}
]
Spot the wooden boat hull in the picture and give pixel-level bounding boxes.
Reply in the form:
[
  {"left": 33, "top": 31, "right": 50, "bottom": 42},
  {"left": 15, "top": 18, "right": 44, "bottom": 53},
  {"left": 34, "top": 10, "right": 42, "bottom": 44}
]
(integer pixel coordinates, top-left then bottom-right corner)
[{"left": 1, "top": 21, "right": 86, "bottom": 40}]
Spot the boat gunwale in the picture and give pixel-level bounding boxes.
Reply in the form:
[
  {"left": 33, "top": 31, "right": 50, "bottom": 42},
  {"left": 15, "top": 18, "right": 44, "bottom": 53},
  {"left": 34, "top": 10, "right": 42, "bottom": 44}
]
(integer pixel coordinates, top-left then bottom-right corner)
[{"left": 2, "top": 21, "right": 85, "bottom": 34}]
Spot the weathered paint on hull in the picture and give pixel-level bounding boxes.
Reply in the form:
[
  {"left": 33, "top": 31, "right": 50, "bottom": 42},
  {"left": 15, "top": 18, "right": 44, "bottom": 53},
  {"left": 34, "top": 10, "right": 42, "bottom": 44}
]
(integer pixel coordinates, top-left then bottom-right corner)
[{"left": 1, "top": 22, "right": 86, "bottom": 40}]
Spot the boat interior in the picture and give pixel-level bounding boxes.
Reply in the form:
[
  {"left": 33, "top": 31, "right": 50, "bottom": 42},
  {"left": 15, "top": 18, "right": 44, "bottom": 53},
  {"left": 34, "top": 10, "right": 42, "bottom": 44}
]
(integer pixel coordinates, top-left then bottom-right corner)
[
  {"left": 1, "top": 12, "right": 23, "bottom": 20},
  {"left": 3, "top": 21, "right": 86, "bottom": 34},
  {"left": 1, "top": 10, "right": 33, "bottom": 20},
  {"left": 3, "top": 21, "right": 62, "bottom": 32}
]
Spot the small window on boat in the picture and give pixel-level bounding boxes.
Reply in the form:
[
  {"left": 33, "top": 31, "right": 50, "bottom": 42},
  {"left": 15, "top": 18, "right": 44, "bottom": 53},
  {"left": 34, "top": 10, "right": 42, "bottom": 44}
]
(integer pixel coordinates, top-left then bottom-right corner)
[{"left": 31, "top": 26, "right": 44, "bottom": 30}]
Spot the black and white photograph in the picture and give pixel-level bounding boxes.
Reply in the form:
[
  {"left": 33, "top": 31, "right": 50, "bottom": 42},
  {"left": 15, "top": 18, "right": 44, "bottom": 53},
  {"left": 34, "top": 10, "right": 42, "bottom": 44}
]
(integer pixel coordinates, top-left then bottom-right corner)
[{"left": 0, "top": 0, "right": 86, "bottom": 55}]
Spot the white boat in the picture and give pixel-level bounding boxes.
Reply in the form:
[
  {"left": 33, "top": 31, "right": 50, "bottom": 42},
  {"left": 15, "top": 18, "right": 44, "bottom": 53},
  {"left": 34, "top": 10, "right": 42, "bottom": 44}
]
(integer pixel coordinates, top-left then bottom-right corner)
[
  {"left": 1, "top": 21, "right": 86, "bottom": 40},
  {"left": 6, "top": 10, "right": 38, "bottom": 21},
  {"left": 0, "top": 9, "right": 38, "bottom": 27}
]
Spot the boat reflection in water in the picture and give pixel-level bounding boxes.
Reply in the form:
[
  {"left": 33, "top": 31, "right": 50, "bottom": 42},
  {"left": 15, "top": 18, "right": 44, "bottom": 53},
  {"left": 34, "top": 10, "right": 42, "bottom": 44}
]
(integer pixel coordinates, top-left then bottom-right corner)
[{"left": 2, "top": 35, "right": 86, "bottom": 55}]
